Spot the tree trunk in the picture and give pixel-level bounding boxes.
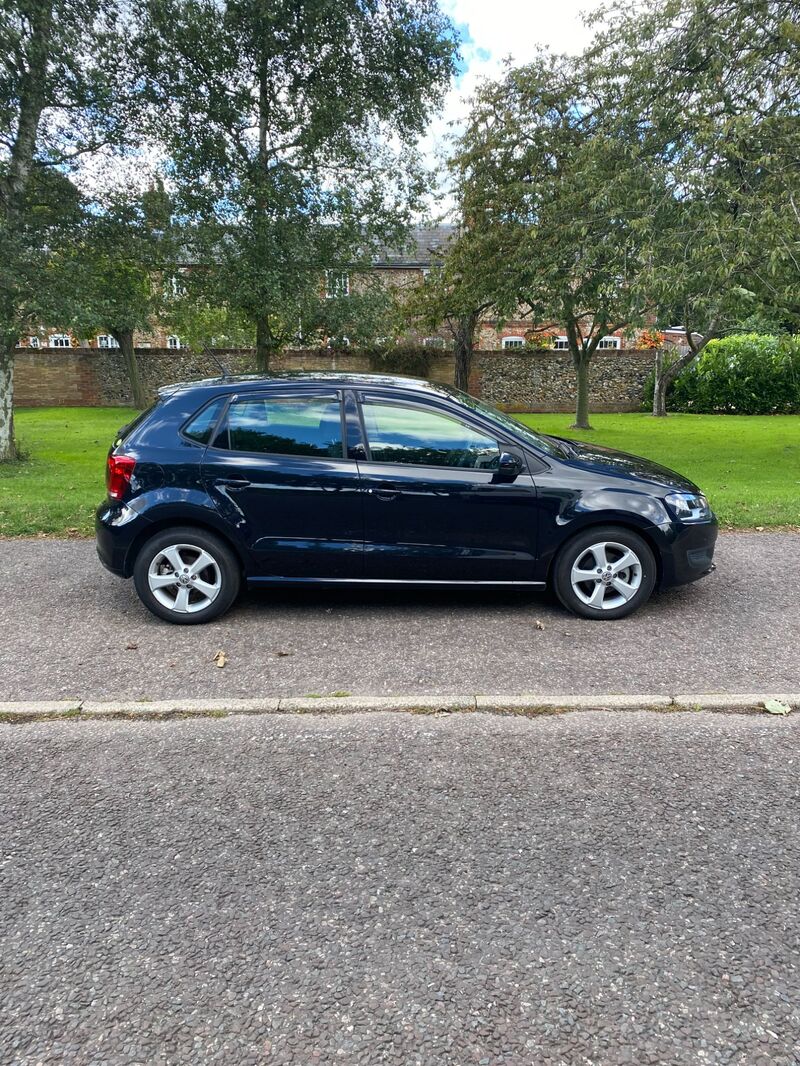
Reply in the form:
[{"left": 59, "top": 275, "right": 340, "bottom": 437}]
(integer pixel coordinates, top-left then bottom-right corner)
[
  {"left": 0, "top": 343, "right": 17, "bottom": 462},
  {"left": 652, "top": 347, "right": 699, "bottom": 417},
  {"left": 453, "top": 311, "right": 478, "bottom": 392},
  {"left": 453, "top": 339, "right": 471, "bottom": 392},
  {"left": 114, "top": 329, "right": 147, "bottom": 409},
  {"left": 571, "top": 350, "right": 592, "bottom": 430},
  {"left": 255, "top": 315, "right": 273, "bottom": 373}
]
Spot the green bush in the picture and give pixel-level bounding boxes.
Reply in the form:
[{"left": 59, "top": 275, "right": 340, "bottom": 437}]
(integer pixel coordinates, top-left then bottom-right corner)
[{"left": 655, "top": 334, "right": 800, "bottom": 414}]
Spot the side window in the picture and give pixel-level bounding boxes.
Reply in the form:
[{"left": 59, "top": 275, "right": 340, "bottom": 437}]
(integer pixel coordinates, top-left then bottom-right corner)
[
  {"left": 183, "top": 398, "right": 226, "bottom": 444},
  {"left": 216, "top": 395, "right": 343, "bottom": 458},
  {"left": 362, "top": 402, "right": 500, "bottom": 469}
]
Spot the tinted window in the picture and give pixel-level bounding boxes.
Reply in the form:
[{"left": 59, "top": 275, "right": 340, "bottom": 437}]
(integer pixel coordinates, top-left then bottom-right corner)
[
  {"left": 218, "top": 396, "right": 343, "bottom": 458},
  {"left": 183, "top": 398, "right": 225, "bottom": 444},
  {"left": 363, "top": 402, "right": 500, "bottom": 469}
]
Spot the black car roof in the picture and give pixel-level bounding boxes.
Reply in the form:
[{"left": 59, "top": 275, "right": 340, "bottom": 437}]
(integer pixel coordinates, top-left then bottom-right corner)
[{"left": 158, "top": 372, "right": 449, "bottom": 398}]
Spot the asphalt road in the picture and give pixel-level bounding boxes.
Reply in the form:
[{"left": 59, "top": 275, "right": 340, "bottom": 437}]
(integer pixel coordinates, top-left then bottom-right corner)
[
  {"left": 0, "top": 533, "right": 797, "bottom": 701},
  {"left": 2, "top": 711, "right": 800, "bottom": 1065}
]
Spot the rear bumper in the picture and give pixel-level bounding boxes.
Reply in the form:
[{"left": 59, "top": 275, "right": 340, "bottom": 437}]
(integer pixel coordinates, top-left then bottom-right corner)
[
  {"left": 660, "top": 518, "right": 718, "bottom": 587},
  {"left": 95, "top": 501, "right": 150, "bottom": 577}
]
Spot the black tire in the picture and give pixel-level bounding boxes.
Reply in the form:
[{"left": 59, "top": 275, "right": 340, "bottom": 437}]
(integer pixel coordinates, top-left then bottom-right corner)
[
  {"left": 553, "top": 525, "right": 656, "bottom": 621},
  {"left": 133, "top": 527, "right": 241, "bottom": 625}
]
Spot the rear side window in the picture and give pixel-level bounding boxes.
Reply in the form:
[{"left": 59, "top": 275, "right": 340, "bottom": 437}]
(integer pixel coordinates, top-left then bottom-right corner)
[
  {"left": 183, "top": 398, "right": 226, "bottom": 444},
  {"left": 215, "top": 395, "right": 343, "bottom": 458}
]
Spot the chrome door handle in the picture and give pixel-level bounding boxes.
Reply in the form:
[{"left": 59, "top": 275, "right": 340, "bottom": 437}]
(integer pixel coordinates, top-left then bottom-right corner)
[{"left": 372, "top": 482, "right": 401, "bottom": 501}]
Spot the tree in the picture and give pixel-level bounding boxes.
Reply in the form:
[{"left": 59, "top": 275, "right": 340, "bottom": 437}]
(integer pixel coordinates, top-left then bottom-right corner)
[
  {"left": 402, "top": 228, "right": 492, "bottom": 391},
  {"left": 142, "top": 0, "right": 457, "bottom": 373},
  {"left": 70, "top": 182, "right": 177, "bottom": 408},
  {"left": 589, "top": 0, "right": 800, "bottom": 415},
  {"left": 450, "top": 54, "right": 662, "bottom": 428},
  {"left": 0, "top": 0, "right": 135, "bottom": 460}
]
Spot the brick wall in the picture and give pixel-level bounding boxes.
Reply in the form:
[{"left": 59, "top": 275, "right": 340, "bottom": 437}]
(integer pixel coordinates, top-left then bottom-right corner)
[{"left": 14, "top": 346, "right": 656, "bottom": 413}]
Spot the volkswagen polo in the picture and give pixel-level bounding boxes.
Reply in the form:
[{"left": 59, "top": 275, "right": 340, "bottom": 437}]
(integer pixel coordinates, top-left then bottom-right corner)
[{"left": 96, "top": 373, "right": 717, "bottom": 624}]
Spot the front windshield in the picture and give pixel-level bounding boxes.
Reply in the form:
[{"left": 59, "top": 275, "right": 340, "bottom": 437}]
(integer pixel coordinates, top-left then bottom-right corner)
[{"left": 439, "top": 385, "right": 565, "bottom": 458}]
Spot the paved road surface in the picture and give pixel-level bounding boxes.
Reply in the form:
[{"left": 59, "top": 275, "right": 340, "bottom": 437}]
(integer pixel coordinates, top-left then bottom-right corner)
[
  {"left": 0, "top": 533, "right": 797, "bottom": 700},
  {"left": 2, "top": 711, "right": 800, "bottom": 1064}
]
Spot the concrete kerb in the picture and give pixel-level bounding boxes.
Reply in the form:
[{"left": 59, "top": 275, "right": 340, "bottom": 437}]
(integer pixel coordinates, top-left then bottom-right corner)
[{"left": 0, "top": 693, "right": 798, "bottom": 723}]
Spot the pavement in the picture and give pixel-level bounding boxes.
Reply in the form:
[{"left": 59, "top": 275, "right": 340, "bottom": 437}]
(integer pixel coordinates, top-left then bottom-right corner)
[
  {"left": 0, "top": 532, "right": 798, "bottom": 701},
  {"left": 2, "top": 710, "right": 800, "bottom": 1065}
]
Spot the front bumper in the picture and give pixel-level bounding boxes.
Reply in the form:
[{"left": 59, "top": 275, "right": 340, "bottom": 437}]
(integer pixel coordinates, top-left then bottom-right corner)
[{"left": 660, "top": 518, "right": 718, "bottom": 587}]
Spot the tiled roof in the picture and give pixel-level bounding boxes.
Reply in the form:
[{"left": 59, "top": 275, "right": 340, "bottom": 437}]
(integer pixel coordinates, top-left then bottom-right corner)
[{"left": 372, "top": 224, "right": 456, "bottom": 268}]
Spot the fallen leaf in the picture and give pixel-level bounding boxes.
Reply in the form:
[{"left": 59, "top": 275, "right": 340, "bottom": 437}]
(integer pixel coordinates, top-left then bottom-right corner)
[
  {"left": 534, "top": 619, "right": 545, "bottom": 630},
  {"left": 763, "top": 698, "right": 791, "bottom": 716},
  {"left": 275, "top": 649, "right": 293, "bottom": 657},
  {"left": 755, "top": 525, "right": 765, "bottom": 532},
  {"left": 212, "top": 650, "right": 227, "bottom": 668},
  {"left": 125, "top": 642, "right": 138, "bottom": 650}
]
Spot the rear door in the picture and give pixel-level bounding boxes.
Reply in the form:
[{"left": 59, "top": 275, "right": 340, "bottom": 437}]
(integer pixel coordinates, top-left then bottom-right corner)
[
  {"left": 355, "top": 392, "right": 539, "bottom": 581},
  {"left": 202, "top": 389, "right": 363, "bottom": 578}
]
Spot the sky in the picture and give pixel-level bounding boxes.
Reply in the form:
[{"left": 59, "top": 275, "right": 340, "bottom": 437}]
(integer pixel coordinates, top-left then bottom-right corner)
[{"left": 420, "top": 0, "right": 606, "bottom": 191}]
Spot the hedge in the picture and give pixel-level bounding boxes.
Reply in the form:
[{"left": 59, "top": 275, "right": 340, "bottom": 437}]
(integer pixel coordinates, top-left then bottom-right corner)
[{"left": 655, "top": 333, "right": 800, "bottom": 414}]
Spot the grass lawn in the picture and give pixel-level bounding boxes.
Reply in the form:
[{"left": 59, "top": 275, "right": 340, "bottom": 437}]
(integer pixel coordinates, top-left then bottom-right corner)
[
  {"left": 0, "top": 407, "right": 135, "bottom": 536},
  {"left": 0, "top": 406, "right": 798, "bottom": 536}
]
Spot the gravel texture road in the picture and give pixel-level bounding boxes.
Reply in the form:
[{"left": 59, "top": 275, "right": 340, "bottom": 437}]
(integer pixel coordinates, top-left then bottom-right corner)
[
  {"left": 2, "top": 710, "right": 800, "bottom": 1065},
  {"left": 0, "top": 533, "right": 797, "bottom": 700}
]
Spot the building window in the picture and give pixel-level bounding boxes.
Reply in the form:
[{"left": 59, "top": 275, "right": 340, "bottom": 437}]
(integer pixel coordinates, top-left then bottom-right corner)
[
  {"left": 325, "top": 271, "right": 350, "bottom": 298},
  {"left": 597, "top": 336, "right": 621, "bottom": 350},
  {"left": 29, "top": 336, "right": 41, "bottom": 349},
  {"left": 97, "top": 334, "right": 119, "bottom": 349},
  {"left": 553, "top": 336, "right": 570, "bottom": 350},
  {"left": 167, "top": 335, "right": 181, "bottom": 350},
  {"left": 49, "top": 334, "right": 71, "bottom": 348},
  {"left": 326, "top": 335, "right": 350, "bottom": 348},
  {"left": 502, "top": 336, "right": 525, "bottom": 350},
  {"left": 422, "top": 336, "right": 445, "bottom": 348}
]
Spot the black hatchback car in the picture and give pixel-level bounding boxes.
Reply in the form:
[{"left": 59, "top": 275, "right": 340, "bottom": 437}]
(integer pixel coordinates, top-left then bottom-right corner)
[{"left": 96, "top": 373, "right": 717, "bottom": 624}]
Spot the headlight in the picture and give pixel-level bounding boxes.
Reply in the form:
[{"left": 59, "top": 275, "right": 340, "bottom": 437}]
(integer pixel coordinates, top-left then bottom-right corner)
[{"left": 664, "top": 491, "right": 712, "bottom": 522}]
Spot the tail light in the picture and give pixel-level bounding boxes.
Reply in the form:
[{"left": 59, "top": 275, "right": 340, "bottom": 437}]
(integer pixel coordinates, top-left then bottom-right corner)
[{"left": 106, "top": 454, "right": 136, "bottom": 500}]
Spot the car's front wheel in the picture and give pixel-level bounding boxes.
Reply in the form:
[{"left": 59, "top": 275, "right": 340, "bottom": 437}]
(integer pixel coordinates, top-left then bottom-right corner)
[
  {"left": 133, "top": 527, "right": 241, "bottom": 624},
  {"left": 554, "top": 525, "right": 656, "bottom": 620}
]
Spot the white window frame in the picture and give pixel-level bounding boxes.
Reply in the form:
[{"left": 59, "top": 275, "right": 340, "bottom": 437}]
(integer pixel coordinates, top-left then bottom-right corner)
[
  {"left": 97, "top": 334, "right": 119, "bottom": 349},
  {"left": 325, "top": 271, "right": 350, "bottom": 299},
  {"left": 597, "top": 336, "right": 621, "bottom": 350},
  {"left": 166, "top": 335, "right": 181, "bottom": 350},
  {"left": 553, "top": 336, "right": 570, "bottom": 350},
  {"left": 28, "top": 336, "right": 41, "bottom": 349},
  {"left": 422, "top": 336, "right": 445, "bottom": 348},
  {"left": 501, "top": 336, "right": 526, "bottom": 350},
  {"left": 49, "top": 334, "right": 71, "bottom": 349}
]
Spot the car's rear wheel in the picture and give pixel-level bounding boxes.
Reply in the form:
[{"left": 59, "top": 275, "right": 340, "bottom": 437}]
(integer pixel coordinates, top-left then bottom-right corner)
[
  {"left": 554, "top": 525, "right": 656, "bottom": 620},
  {"left": 133, "top": 527, "right": 240, "bottom": 624}
]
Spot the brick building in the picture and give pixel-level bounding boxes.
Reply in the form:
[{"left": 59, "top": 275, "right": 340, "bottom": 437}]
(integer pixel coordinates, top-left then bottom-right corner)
[{"left": 15, "top": 224, "right": 689, "bottom": 353}]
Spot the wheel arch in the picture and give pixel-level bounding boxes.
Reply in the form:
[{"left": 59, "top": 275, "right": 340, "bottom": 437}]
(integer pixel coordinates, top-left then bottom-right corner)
[
  {"left": 123, "top": 515, "right": 248, "bottom": 578},
  {"left": 547, "top": 517, "right": 664, "bottom": 589}
]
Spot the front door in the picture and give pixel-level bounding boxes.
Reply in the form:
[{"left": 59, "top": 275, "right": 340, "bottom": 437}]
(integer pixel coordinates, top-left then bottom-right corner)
[
  {"left": 355, "top": 394, "right": 539, "bottom": 581},
  {"left": 202, "top": 390, "right": 363, "bottom": 578}
]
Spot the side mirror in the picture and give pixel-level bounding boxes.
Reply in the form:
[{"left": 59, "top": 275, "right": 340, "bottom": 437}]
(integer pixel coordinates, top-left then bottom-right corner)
[{"left": 495, "top": 451, "right": 523, "bottom": 482}]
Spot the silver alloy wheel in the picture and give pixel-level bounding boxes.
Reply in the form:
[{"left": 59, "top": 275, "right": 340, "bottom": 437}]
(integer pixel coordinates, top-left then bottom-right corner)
[
  {"left": 570, "top": 540, "right": 643, "bottom": 611},
  {"left": 147, "top": 543, "right": 222, "bottom": 614}
]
